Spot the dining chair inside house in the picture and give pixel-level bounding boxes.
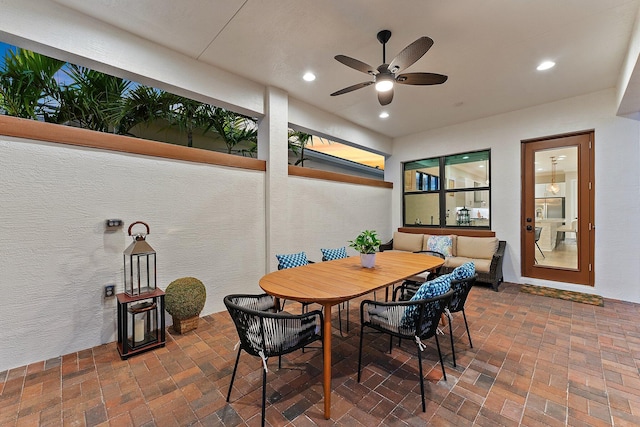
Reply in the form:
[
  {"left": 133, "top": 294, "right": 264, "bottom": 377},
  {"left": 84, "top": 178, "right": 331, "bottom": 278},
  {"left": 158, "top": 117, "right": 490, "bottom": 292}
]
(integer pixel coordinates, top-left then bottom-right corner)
[
  {"left": 224, "top": 293, "right": 323, "bottom": 427},
  {"left": 321, "top": 247, "right": 349, "bottom": 335},
  {"left": 534, "top": 226, "right": 544, "bottom": 264},
  {"left": 556, "top": 219, "right": 578, "bottom": 244},
  {"left": 358, "top": 283, "right": 454, "bottom": 412}
]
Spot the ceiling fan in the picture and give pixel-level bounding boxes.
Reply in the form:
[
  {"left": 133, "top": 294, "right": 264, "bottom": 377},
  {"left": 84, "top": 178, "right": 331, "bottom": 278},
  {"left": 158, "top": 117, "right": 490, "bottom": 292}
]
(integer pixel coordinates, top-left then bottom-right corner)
[{"left": 330, "top": 30, "right": 448, "bottom": 106}]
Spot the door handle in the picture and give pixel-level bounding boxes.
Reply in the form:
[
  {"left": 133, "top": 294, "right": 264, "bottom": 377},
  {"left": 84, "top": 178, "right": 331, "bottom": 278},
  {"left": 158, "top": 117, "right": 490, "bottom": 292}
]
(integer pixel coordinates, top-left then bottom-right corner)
[{"left": 526, "top": 225, "right": 532, "bottom": 231}]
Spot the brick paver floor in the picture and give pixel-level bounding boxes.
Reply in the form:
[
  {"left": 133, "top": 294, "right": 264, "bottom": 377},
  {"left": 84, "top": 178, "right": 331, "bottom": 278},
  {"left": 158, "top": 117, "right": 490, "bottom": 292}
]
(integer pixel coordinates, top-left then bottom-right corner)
[{"left": 2, "top": 282, "right": 640, "bottom": 426}]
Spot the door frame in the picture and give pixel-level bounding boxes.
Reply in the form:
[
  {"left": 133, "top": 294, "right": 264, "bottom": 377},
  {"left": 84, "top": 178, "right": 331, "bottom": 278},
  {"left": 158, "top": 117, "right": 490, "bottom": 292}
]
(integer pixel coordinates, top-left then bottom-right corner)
[{"left": 521, "top": 131, "right": 595, "bottom": 285}]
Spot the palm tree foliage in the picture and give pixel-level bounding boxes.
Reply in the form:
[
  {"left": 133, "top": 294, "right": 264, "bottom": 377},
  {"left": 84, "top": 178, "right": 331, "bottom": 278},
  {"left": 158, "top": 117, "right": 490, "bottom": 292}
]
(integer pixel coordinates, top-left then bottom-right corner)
[
  {"left": 288, "top": 130, "right": 314, "bottom": 166},
  {"left": 0, "top": 48, "right": 63, "bottom": 120},
  {"left": 203, "top": 106, "right": 257, "bottom": 154},
  {"left": 115, "top": 85, "right": 171, "bottom": 135},
  {"left": 53, "top": 64, "right": 132, "bottom": 132},
  {"left": 0, "top": 47, "right": 261, "bottom": 156}
]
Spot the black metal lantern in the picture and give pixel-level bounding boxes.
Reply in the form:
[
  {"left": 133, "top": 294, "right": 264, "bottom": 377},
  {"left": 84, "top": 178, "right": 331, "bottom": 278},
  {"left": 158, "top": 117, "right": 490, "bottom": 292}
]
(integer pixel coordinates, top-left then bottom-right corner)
[{"left": 123, "top": 221, "right": 156, "bottom": 296}]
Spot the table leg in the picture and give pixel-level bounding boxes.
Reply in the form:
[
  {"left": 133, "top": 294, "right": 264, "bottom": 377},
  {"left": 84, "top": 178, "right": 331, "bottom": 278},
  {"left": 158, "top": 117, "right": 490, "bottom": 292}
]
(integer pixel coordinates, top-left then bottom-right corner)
[{"left": 322, "top": 302, "right": 332, "bottom": 419}]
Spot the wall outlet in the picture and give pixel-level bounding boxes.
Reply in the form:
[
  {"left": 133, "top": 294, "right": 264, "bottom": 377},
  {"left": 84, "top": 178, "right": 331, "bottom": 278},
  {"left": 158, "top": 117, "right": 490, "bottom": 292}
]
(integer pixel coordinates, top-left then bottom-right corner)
[
  {"left": 105, "top": 219, "right": 123, "bottom": 230},
  {"left": 104, "top": 284, "right": 115, "bottom": 298}
]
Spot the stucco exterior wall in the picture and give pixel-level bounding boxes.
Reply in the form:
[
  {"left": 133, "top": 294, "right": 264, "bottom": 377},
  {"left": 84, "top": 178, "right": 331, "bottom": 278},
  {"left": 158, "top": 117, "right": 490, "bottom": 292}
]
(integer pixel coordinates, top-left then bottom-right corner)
[
  {"left": 0, "top": 136, "right": 266, "bottom": 371},
  {"left": 284, "top": 176, "right": 392, "bottom": 262}
]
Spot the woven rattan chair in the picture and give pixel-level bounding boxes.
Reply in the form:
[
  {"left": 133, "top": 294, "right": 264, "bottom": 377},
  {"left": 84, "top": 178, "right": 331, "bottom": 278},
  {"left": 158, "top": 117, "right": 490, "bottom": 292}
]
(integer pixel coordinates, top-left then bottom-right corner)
[
  {"left": 358, "top": 288, "right": 454, "bottom": 412},
  {"left": 224, "top": 294, "right": 323, "bottom": 426},
  {"left": 445, "top": 274, "right": 477, "bottom": 367}
]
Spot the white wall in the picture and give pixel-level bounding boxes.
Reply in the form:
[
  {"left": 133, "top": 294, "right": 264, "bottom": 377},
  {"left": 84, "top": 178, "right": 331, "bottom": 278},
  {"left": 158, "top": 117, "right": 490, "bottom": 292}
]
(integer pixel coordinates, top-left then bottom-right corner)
[
  {"left": 0, "top": 134, "right": 393, "bottom": 372},
  {"left": 0, "top": 136, "right": 266, "bottom": 371},
  {"left": 284, "top": 176, "right": 392, "bottom": 262},
  {"left": 390, "top": 89, "right": 640, "bottom": 303}
]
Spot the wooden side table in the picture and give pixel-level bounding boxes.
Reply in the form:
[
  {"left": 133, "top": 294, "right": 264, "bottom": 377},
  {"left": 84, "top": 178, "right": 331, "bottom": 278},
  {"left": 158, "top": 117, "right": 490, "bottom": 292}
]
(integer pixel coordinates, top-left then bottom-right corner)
[{"left": 116, "top": 288, "right": 166, "bottom": 359}]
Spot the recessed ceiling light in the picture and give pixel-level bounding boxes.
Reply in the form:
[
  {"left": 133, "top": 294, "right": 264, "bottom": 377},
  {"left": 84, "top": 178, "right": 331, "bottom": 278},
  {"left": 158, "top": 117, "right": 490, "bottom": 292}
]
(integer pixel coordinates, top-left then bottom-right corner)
[
  {"left": 379, "top": 112, "right": 389, "bottom": 119},
  {"left": 537, "top": 61, "right": 555, "bottom": 71},
  {"left": 478, "top": 164, "right": 485, "bottom": 168},
  {"left": 462, "top": 156, "right": 469, "bottom": 160},
  {"left": 303, "top": 72, "right": 316, "bottom": 82}
]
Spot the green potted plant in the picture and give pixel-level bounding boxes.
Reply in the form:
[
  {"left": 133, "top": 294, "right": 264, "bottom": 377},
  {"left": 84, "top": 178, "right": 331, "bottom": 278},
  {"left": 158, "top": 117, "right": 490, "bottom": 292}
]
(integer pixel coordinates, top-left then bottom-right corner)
[
  {"left": 348, "top": 230, "right": 382, "bottom": 268},
  {"left": 165, "top": 277, "right": 207, "bottom": 334}
]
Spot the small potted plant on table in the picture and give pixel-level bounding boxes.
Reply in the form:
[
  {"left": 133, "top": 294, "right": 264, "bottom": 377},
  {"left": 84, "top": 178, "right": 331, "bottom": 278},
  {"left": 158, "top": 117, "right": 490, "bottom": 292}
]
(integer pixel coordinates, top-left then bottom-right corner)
[{"left": 348, "top": 230, "right": 382, "bottom": 268}]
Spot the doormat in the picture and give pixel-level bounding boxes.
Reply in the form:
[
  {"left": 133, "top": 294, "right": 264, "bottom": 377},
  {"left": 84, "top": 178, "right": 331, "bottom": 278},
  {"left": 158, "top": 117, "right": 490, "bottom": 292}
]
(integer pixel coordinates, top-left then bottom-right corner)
[{"left": 520, "top": 284, "right": 603, "bottom": 306}]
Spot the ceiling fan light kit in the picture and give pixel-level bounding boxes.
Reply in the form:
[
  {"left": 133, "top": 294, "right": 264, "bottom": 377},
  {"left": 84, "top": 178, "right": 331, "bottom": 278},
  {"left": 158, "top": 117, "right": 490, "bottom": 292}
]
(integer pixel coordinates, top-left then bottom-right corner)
[
  {"left": 331, "top": 30, "right": 448, "bottom": 106},
  {"left": 375, "top": 74, "right": 394, "bottom": 92}
]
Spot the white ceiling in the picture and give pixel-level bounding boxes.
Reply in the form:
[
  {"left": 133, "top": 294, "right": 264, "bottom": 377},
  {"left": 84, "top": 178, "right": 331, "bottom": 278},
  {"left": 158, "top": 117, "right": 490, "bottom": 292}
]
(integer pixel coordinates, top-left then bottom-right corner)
[{"left": 51, "top": 0, "right": 640, "bottom": 139}]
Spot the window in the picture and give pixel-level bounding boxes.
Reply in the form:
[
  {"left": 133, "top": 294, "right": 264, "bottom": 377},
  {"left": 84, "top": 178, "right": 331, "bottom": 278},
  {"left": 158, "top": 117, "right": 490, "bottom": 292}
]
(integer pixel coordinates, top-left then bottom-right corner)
[
  {"left": 288, "top": 127, "right": 385, "bottom": 180},
  {"left": 403, "top": 150, "right": 491, "bottom": 228},
  {"left": 0, "top": 42, "right": 258, "bottom": 156}
]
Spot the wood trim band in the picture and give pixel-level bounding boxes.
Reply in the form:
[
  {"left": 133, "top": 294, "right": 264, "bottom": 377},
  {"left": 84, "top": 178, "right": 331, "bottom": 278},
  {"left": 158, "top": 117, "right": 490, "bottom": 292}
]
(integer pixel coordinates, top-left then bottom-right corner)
[
  {"left": 0, "top": 115, "right": 266, "bottom": 171},
  {"left": 288, "top": 165, "right": 393, "bottom": 188},
  {"left": 0, "top": 116, "right": 392, "bottom": 186},
  {"left": 398, "top": 227, "right": 496, "bottom": 237}
]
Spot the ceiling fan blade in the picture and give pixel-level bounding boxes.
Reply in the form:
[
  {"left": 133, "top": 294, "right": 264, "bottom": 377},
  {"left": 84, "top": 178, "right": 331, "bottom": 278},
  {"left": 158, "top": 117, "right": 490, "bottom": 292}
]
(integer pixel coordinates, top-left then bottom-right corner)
[
  {"left": 330, "top": 81, "right": 374, "bottom": 96},
  {"left": 396, "top": 72, "right": 448, "bottom": 85},
  {"left": 378, "top": 88, "right": 394, "bottom": 106},
  {"left": 388, "top": 37, "right": 434, "bottom": 74},
  {"left": 335, "top": 55, "right": 377, "bottom": 75}
]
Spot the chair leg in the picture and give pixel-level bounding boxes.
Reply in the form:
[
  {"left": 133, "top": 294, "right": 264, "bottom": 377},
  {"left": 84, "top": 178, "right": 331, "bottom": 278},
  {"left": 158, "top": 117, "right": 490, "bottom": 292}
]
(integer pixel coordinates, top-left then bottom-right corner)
[
  {"left": 535, "top": 242, "right": 545, "bottom": 258},
  {"left": 261, "top": 361, "right": 267, "bottom": 427},
  {"left": 227, "top": 347, "right": 242, "bottom": 402},
  {"left": 416, "top": 342, "right": 426, "bottom": 412},
  {"left": 337, "top": 301, "right": 351, "bottom": 337},
  {"left": 448, "top": 315, "right": 456, "bottom": 368},
  {"left": 357, "top": 325, "right": 365, "bottom": 382},
  {"left": 434, "top": 334, "right": 447, "bottom": 381},
  {"left": 462, "top": 309, "right": 473, "bottom": 348},
  {"left": 346, "top": 301, "right": 350, "bottom": 333}
]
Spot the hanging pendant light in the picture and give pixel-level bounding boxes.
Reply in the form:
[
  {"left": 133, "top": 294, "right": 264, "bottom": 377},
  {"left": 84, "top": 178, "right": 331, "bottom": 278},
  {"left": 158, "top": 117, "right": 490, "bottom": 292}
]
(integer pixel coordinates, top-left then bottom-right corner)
[{"left": 547, "top": 156, "right": 560, "bottom": 194}]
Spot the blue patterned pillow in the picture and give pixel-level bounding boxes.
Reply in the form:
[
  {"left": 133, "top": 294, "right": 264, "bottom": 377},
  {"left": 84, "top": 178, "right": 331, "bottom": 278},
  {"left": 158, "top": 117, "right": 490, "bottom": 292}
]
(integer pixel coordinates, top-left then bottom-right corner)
[
  {"left": 452, "top": 261, "right": 475, "bottom": 280},
  {"left": 427, "top": 235, "right": 453, "bottom": 257},
  {"left": 401, "top": 274, "right": 451, "bottom": 329},
  {"left": 276, "top": 252, "right": 308, "bottom": 269},
  {"left": 321, "top": 247, "right": 347, "bottom": 261}
]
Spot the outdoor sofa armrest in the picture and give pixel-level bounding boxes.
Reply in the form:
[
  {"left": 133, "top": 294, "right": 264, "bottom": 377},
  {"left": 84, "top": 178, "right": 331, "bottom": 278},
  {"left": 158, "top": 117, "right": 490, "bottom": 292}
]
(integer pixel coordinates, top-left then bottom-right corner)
[
  {"left": 379, "top": 239, "right": 393, "bottom": 252},
  {"left": 482, "top": 240, "right": 505, "bottom": 292}
]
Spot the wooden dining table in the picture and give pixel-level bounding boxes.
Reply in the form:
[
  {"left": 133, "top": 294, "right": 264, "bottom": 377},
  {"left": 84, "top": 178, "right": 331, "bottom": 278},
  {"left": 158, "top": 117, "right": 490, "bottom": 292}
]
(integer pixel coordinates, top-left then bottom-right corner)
[{"left": 258, "top": 250, "right": 445, "bottom": 419}]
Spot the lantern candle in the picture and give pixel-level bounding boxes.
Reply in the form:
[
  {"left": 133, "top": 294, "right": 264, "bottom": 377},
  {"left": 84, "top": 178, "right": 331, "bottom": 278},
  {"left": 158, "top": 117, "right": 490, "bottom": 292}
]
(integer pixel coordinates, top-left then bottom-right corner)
[{"left": 134, "top": 317, "right": 145, "bottom": 343}]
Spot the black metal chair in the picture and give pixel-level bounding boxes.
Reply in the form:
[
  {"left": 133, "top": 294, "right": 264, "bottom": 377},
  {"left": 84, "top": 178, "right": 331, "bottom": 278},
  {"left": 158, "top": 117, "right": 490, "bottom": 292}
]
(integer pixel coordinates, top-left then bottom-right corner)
[
  {"left": 394, "top": 250, "right": 446, "bottom": 301},
  {"left": 224, "top": 294, "right": 323, "bottom": 427},
  {"left": 276, "top": 253, "right": 315, "bottom": 312},
  {"left": 321, "top": 250, "right": 349, "bottom": 335},
  {"left": 358, "top": 289, "right": 454, "bottom": 412},
  {"left": 445, "top": 274, "right": 477, "bottom": 367}
]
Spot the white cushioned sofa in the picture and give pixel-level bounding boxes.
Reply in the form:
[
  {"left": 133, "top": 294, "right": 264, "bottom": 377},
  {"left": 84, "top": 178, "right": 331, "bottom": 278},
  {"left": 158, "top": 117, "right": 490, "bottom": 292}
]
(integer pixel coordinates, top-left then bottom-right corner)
[{"left": 380, "top": 231, "right": 506, "bottom": 291}]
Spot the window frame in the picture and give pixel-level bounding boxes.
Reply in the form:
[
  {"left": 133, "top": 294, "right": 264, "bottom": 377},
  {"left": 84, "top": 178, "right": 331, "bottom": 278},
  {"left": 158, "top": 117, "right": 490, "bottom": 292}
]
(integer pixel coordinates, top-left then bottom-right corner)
[{"left": 402, "top": 149, "right": 491, "bottom": 229}]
